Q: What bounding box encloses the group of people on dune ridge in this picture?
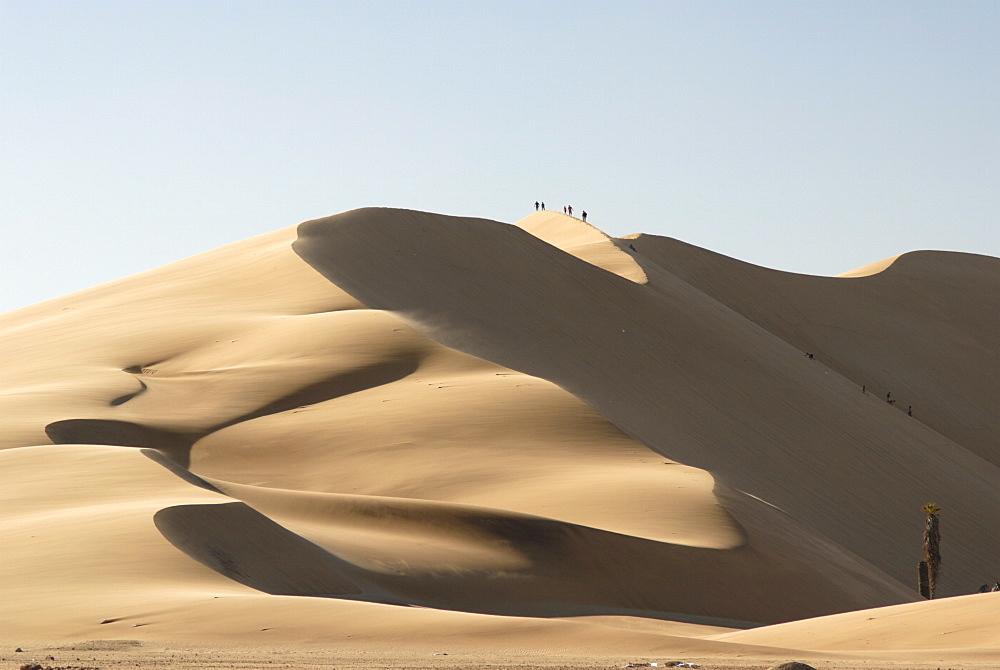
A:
[535,200,587,222]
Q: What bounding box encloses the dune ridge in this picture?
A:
[516,210,648,283]
[1,207,997,666]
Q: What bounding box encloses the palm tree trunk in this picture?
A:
[918,560,930,599]
[923,512,941,598]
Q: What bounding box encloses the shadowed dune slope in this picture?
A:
[294,208,999,597]
[621,234,1000,467]
[0,207,997,661]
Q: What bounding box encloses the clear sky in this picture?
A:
[2,1,998,313]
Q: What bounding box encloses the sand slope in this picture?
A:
[718,591,1000,652]
[1,207,997,664]
[622,234,999,467]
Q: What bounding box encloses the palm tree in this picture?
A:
[920,503,942,599]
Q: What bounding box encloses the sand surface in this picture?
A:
[1,208,997,668]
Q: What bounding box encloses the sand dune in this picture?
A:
[718,591,1000,652]
[1,207,997,667]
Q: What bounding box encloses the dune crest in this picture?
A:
[516,210,648,283]
[837,254,902,277]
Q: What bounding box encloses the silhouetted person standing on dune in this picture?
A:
[535,201,539,211]
[582,211,587,222]
[540,202,545,210]
[568,205,573,216]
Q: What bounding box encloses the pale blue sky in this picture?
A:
[2,1,998,312]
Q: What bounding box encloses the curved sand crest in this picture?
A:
[516,210,648,283]
[182,311,741,549]
[837,254,902,277]
[25,302,739,549]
